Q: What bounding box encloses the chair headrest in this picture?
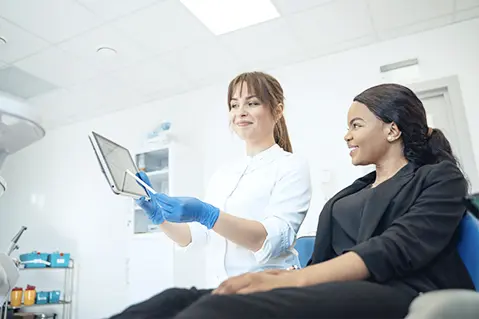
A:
[463,194,479,219]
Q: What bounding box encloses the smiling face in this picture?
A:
[229,82,277,144]
[344,101,394,166]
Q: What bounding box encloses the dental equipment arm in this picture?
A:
[0,92,43,307]
[6,226,27,256]
[0,226,28,306]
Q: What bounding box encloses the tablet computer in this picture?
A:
[89,131,148,199]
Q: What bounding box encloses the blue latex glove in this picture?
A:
[152,193,220,229]
[135,171,164,225]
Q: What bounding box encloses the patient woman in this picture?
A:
[111,83,474,318]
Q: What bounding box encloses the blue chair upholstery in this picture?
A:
[293,210,479,288]
[457,212,479,291]
[294,235,315,268]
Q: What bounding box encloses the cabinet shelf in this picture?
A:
[8,300,71,310]
[19,266,73,271]
[133,230,163,238]
[19,259,74,271]
[146,169,169,179]
[2,259,75,318]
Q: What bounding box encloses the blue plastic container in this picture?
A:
[35,291,49,304]
[19,251,49,268]
[48,252,70,268]
[48,290,61,303]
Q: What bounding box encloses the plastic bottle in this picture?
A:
[24,285,36,306]
[10,287,23,307]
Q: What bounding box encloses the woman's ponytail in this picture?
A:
[425,128,457,165]
[274,116,293,153]
[353,83,460,167]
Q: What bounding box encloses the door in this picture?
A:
[412,76,479,191]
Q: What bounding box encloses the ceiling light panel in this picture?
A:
[180,0,281,35]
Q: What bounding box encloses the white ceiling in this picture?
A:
[0,0,478,129]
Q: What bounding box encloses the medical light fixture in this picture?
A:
[180,0,280,35]
[0,92,45,192]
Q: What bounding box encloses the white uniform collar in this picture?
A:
[245,144,283,164]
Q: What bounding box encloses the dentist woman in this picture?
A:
[135,71,312,289]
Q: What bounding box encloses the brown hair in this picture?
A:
[227,71,293,153]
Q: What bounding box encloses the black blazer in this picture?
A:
[309,160,475,293]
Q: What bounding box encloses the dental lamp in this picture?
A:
[0,91,45,171]
[0,91,45,309]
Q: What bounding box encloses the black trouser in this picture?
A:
[109,281,418,319]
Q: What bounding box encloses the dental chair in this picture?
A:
[406,194,479,319]
[295,197,479,284]
[294,198,479,319]
[294,235,315,268]
[457,211,479,291]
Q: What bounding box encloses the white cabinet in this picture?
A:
[125,140,204,304]
[126,232,174,305]
[130,141,204,234]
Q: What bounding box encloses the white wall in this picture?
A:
[1,18,478,318]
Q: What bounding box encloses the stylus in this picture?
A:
[125,169,157,195]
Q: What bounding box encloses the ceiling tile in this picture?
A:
[0,17,50,63]
[63,74,147,115]
[287,0,374,54]
[77,0,161,21]
[377,15,453,40]
[66,73,138,105]
[310,34,377,59]
[0,0,102,43]
[369,0,455,31]
[454,5,479,21]
[30,76,147,128]
[114,52,195,98]
[174,39,243,87]
[219,18,307,71]
[272,0,334,15]
[455,0,479,11]
[59,24,155,72]
[14,46,101,87]
[28,88,70,110]
[28,88,78,129]
[112,0,215,55]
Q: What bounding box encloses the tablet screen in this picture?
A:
[93,132,147,198]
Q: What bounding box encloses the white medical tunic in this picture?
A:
[180,144,312,288]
